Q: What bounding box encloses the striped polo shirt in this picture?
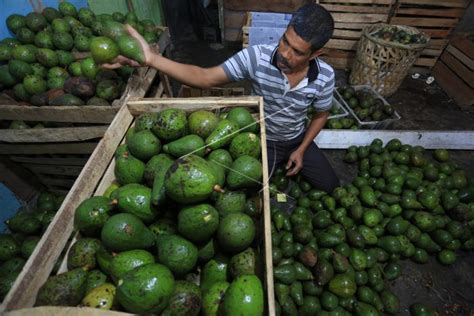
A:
[221,44,335,141]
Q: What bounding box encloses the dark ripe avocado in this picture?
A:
[67,238,102,271]
[35,268,88,306]
[116,263,175,314]
[162,281,202,316]
[0,234,21,261]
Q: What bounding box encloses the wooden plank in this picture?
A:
[23,165,84,177]
[331,12,389,23]
[0,158,39,202]
[5,306,133,316]
[396,7,466,18]
[0,106,119,123]
[224,10,247,29]
[333,29,362,39]
[334,22,371,30]
[0,104,134,313]
[325,38,358,50]
[420,48,443,57]
[390,17,459,27]
[427,38,449,49]
[224,28,242,42]
[413,57,438,67]
[450,36,474,60]
[433,61,474,108]
[322,56,355,69]
[420,28,451,38]
[320,0,393,4]
[440,51,474,88]
[398,0,469,8]
[224,0,309,12]
[10,156,89,166]
[322,4,390,14]
[0,143,98,155]
[315,130,474,149]
[446,45,474,70]
[0,126,108,143]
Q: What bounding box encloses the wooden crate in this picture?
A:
[389,0,471,68]
[0,96,275,316]
[178,84,247,97]
[0,29,171,194]
[433,34,474,109]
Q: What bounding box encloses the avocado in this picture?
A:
[9,60,33,80]
[5,212,41,235]
[198,239,217,263]
[0,65,18,87]
[144,153,174,186]
[202,281,229,316]
[23,75,47,95]
[229,132,261,159]
[226,107,259,133]
[162,280,202,316]
[42,7,61,22]
[81,57,99,80]
[96,79,120,101]
[0,234,20,261]
[49,93,86,106]
[36,48,59,68]
[6,14,26,34]
[328,273,357,298]
[226,155,263,190]
[116,263,175,314]
[101,213,155,252]
[217,213,255,253]
[0,257,26,277]
[114,183,158,223]
[177,203,219,243]
[78,7,95,27]
[200,254,229,294]
[89,36,120,64]
[223,275,264,316]
[52,31,74,50]
[163,134,206,157]
[149,218,177,239]
[117,35,145,64]
[207,149,233,174]
[152,108,188,141]
[36,268,88,306]
[0,271,20,301]
[81,283,116,310]
[95,247,115,275]
[114,150,145,185]
[187,110,219,139]
[25,12,47,32]
[67,238,102,270]
[101,20,126,40]
[165,155,219,204]
[156,234,198,276]
[20,236,40,259]
[110,249,155,282]
[205,119,239,150]
[214,191,246,217]
[59,2,78,17]
[84,269,108,294]
[0,44,13,62]
[51,18,71,33]
[74,196,113,237]
[229,247,260,279]
[16,28,35,44]
[135,112,159,132]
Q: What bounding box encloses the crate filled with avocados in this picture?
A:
[268,138,474,315]
[336,85,401,129]
[0,1,166,128]
[0,191,65,302]
[21,98,272,315]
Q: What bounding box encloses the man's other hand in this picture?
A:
[101,24,154,69]
[286,150,304,176]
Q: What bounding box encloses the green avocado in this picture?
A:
[207,149,233,174]
[117,35,145,64]
[163,134,206,157]
[162,281,202,316]
[202,281,229,316]
[67,238,102,271]
[84,269,108,294]
[226,107,258,133]
[223,275,264,316]
[114,150,145,185]
[229,247,260,279]
[177,203,219,243]
[156,234,198,276]
[114,183,158,223]
[74,196,113,237]
[188,110,219,138]
[152,108,188,141]
[165,155,219,204]
[36,268,88,306]
[144,153,174,186]
[217,213,255,253]
[205,119,239,150]
[116,263,175,314]
[101,213,155,252]
[226,155,262,190]
[135,112,159,132]
[81,283,116,310]
[214,190,246,217]
[200,254,229,294]
[127,130,161,162]
[0,234,20,261]
[229,132,261,159]
[110,249,155,282]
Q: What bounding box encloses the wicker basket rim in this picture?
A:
[363,23,430,51]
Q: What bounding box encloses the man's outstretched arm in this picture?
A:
[103,25,230,89]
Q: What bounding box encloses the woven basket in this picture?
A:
[349,23,430,97]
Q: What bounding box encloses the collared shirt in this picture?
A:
[221,44,335,141]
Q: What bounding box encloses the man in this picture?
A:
[105,3,340,193]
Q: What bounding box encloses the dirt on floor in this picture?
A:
[168,39,474,316]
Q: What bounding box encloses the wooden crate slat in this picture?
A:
[427,38,449,49]
[398,0,470,8]
[4,306,134,316]
[390,17,459,28]
[333,29,362,39]
[419,28,451,38]
[420,48,443,57]
[0,142,98,155]
[0,104,135,312]
[446,44,474,70]
[334,22,371,30]
[319,0,394,4]
[321,3,391,14]
[395,7,466,18]
[23,164,84,176]
[331,12,389,23]
[9,156,89,166]
[440,50,474,88]
[433,60,474,108]
[0,126,108,143]
[413,57,438,67]
[325,38,358,50]
[450,36,474,60]
[0,106,119,123]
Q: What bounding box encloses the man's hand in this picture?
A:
[286,149,304,176]
[102,24,154,69]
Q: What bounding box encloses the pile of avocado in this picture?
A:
[338,86,396,124]
[0,1,162,109]
[0,191,64,301]
[269,138,473,315]
[307,104,357,130]
[35,107,266,315]
[372,26,428,45]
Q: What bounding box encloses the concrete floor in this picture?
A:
[168,39,474,315]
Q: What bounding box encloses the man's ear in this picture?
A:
[310,49,323,59]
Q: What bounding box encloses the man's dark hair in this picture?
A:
[289,3,334,52]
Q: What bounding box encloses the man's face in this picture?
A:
[276,26,319,73]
